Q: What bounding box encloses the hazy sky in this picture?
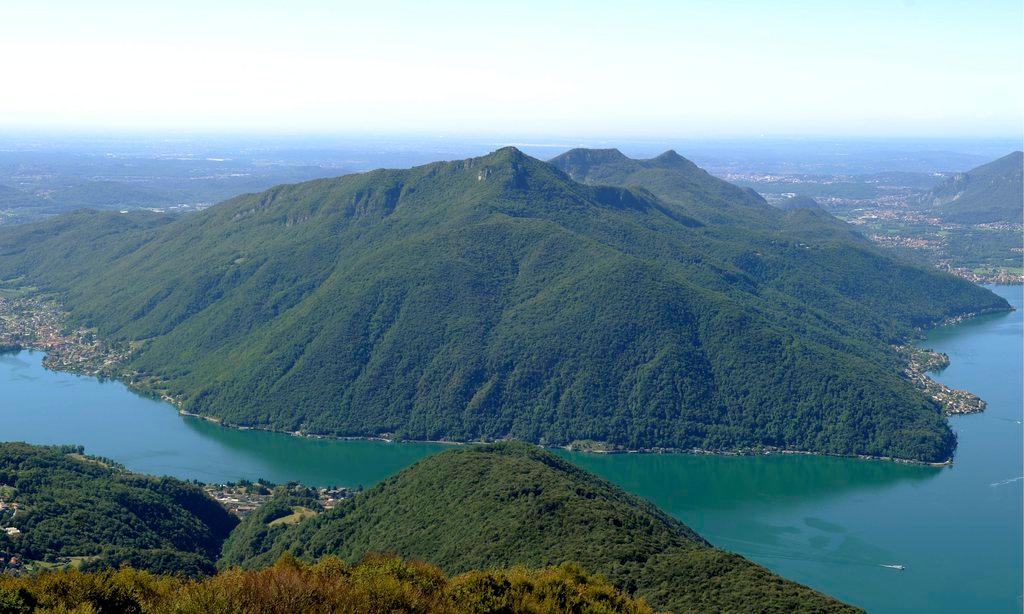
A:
[3,0,1022,137]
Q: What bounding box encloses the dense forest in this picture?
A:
[220,443,858,613]
[0,443,237,576]
[0,148,1008,461]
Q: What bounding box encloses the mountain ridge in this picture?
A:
[0,147,1009,462]
[917,151,1023,223]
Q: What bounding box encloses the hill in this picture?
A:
[0,148,1009,462]
[0,443,237,576]
[219,443,858,613]
[917,151,1023,224]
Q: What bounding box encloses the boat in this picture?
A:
[880,564,905,570]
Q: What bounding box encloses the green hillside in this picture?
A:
[918,151,1023,224]
[0,148,1009,461]
[220,443,859,613]
[0,443,237,576]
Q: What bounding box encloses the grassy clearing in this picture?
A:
[267,506,317,527]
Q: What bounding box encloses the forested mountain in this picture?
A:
[220,443,859,613]
[917,151,1023,223]
[0,148,1008,461]
[0,443,237,576]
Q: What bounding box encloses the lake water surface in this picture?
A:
[2,285,1020,612]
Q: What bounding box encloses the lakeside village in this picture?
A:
[896,345,985,415]
[0,296,130,377]
[202,481,352,517]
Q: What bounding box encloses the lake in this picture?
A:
[1,285,1020,612]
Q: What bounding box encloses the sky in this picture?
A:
[2,0,1022,138]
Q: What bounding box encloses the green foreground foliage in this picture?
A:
[0,554,657,614]
[220,443,860,613]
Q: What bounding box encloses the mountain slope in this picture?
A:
[549,147,960,317]
[777,195,825,212]
[550,148,774,226]
[0,148,1009,461]
[0,443,237,576]
[917,151,1023,223]
[219,443,859,613]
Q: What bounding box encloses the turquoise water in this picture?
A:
[0,353,448,487]
[1,285,1020,612]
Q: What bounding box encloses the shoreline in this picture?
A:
[1,345,953,467]
[917,304,1016,332]
[178,411,956,466]
[0,346,958,468]
[4,293,1012,469]
[154,395,957,467]
[554,441,952,466]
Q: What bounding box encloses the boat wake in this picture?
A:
[990,476,1024,487]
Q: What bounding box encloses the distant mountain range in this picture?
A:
[220,442,859,613]
[918,151,1022,224]
[0,148,1008,462]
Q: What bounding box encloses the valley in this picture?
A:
[729,151,1024,284]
